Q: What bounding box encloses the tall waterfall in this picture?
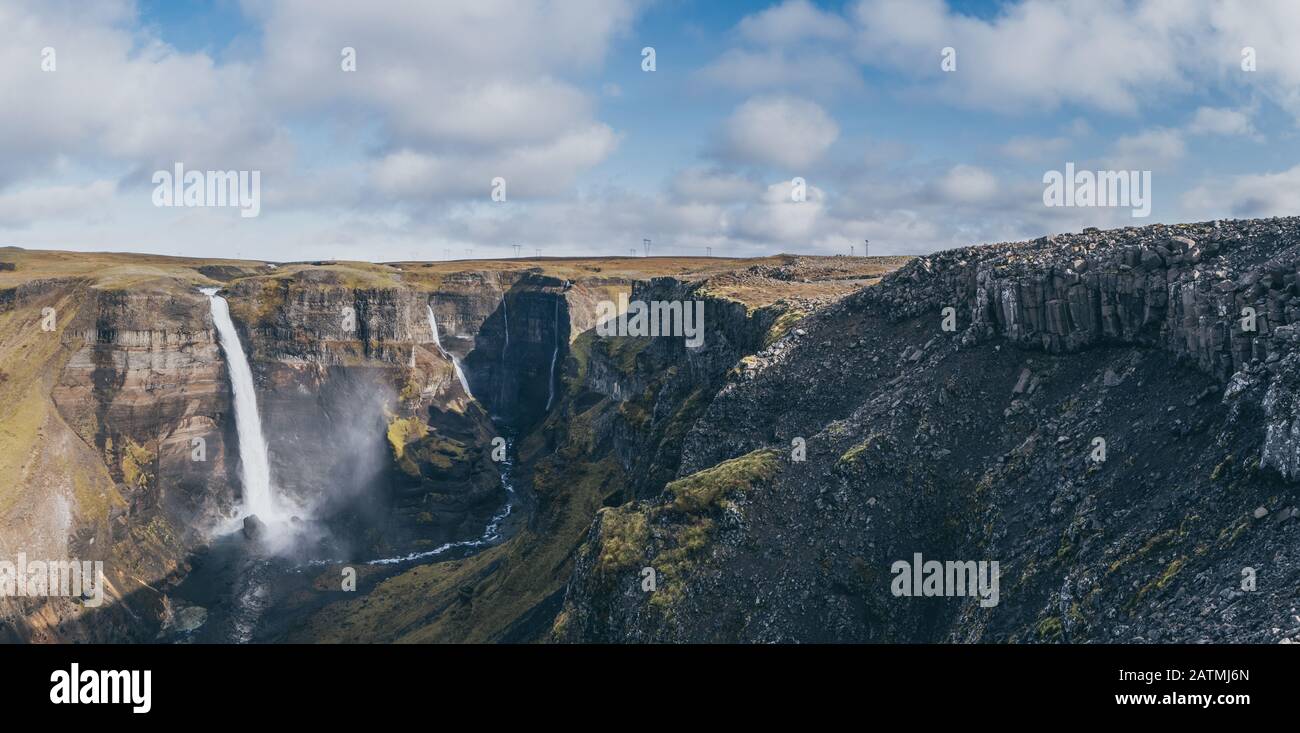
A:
[203,288,281,522]
[501,296,510,361]
[427,304,474,399]
[545,298,559,410]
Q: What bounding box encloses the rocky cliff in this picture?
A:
[3,248,894,642]
[1,272,230,641]
[281,256,900,642]
[556,219,1300,643]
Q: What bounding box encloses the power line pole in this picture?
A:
[864,238,870,257]
[512,244,521,258]
[643,238,650,257]
[706,246,712,257]
[535,248,541,258]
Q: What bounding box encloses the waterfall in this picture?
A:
[545,298,559,410]
[203,288,281,523]
[426,304,474,399]
[501,296,510,361]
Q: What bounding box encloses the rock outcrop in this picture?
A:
[557,218,1300,644]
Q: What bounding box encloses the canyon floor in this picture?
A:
[4,219,1300,643]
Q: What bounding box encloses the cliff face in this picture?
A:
[557,219,1300,643]
[5,249,894,643]
[1,277,225,641]
[281,258,898,642]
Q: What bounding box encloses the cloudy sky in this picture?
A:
[2,0,1300,262]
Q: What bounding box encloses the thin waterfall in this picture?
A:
[545,298,559,410]
[501,296,510,361]
[427,304,474,399]
[203,288,281,522]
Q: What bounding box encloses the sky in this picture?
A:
[2,0,1300,262]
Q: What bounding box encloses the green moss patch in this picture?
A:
[763,306,807,347]
[668,448,782,513]
[120,439,156,489]
[386,416,467,477]
[595,507,650,574]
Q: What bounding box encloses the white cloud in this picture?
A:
[669,168,764,204]
[1000,135,1070,162]
[736,0,853,46]
[733,181,828,243]
[847,0,1300,120]
[0,180,117,227]
[696,48,863,97]
[1187,106,1257,138]
[370,124,619,200]
[1,0,1290,264]
[850,0,1188,113]
[248,0,639,203]
[1182,164,1300,218]
[1105,128,1185,169]
[933,164,999,204]
[718,96,839,170]
[0,0,289,185]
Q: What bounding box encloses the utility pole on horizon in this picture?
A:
[512,244,521,258]
[643,238,650,257]
[864,239,869,257]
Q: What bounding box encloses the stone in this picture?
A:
[1013,368,1032,394]
[242,514,265,540]
[1103,368,1122,387]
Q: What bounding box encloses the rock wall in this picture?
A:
[1,280,219,641]
[863,219,1300,481]
[556,217,1300,644]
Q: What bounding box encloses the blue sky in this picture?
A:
[3,0,1300,261]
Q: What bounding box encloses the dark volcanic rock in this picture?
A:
[242,515,265,540]
[557,217,1300,644]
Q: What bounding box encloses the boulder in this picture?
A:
[242,514,265,540]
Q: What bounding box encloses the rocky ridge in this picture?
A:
[559,218,1300,643]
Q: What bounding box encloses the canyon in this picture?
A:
[4,218,1300,644]
[0,248,894,641]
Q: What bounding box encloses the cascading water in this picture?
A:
[427,304,474,399]
[545,298,559,410]
[203,288,283,523]
[501,296,510,361]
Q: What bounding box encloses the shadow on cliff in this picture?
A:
[463,275,571,430]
